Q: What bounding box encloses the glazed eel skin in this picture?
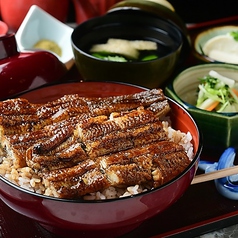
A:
[0,89,191,199]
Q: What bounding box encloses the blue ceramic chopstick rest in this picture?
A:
[199,147,238,200]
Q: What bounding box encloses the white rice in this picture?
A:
[0,123,194,200]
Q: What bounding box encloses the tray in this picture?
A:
[1,149,238,238]
[2,18,238,235]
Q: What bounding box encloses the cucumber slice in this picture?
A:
[90,39,158,60]
[91,53,128,62]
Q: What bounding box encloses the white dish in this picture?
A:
[16,5,74,70]
[194,25,238,64]
[203,34,238,64]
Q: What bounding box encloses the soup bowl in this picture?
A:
[71,7,187,89]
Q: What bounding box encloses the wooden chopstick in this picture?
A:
[191,165,238,185]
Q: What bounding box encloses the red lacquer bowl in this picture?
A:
[0,34,67,100]
[0,82,202,238]
[0,20,8,36]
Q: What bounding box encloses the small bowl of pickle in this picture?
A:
[15,5,74,70]
[165,63,238,151]
[193,25,238,65]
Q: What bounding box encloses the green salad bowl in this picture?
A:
[165,63,238,151]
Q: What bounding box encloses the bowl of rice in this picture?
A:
[0,82,202,238]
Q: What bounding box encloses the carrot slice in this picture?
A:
[231,88,238,96]
[205,100,220,111]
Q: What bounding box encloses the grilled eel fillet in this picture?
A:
[0,89,168,136]
[31,109,189,199]
[0,89,191,199]
[43,141,189,199]
[0,89,170,168]
[26,107,168,171]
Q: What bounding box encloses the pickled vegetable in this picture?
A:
[196,70,238,113]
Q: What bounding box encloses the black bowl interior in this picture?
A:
[71,10,183,60]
